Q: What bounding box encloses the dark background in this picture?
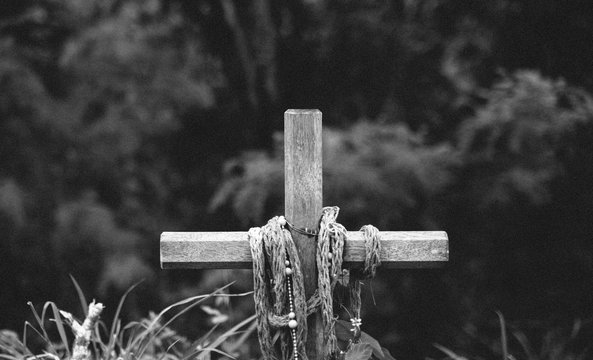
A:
[1,0,593,358]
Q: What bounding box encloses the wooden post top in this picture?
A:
[285,109,321,113]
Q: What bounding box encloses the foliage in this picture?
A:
[0,281,256,360]
[457,70,593,209]
[0,0,226,330]
[447,71,593,328]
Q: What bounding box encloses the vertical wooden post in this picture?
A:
[284,109,323,358]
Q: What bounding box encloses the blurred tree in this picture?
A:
[0,34,59,328]
[0,0,226,327]
[446,70,593,337]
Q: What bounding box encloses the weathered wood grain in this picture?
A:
[160,230,449,269]
[284,109,322,293]
[284,109,324,357]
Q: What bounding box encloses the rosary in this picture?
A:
[248,206,381,360]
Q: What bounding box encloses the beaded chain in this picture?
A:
[285,256,299,359]
[280,215,300,359]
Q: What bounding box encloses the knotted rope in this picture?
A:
[249,217,307,360]
[248,208,381,360]
[316,206,346,356]
[348,225,381,322]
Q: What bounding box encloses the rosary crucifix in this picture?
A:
[161,109,449,358]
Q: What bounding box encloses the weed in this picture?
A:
[0,278,255,360]
[434,312,591,360]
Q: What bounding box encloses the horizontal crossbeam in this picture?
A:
[160,231,448,269]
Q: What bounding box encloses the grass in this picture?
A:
[0,278,256,360]
[1,278,591,360]
[433,312,591,360]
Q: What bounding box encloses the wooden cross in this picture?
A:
[160,109,449,358]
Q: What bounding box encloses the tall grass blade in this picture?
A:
[128,293,214,355]
[196,347,235,359]
[226,320,257,354]
[165,338,184,354]
[69,275,88,317]
[135,284,235,358]
[512,329,536,360]
[48,303,71,359]
[26,303,48,340]
[97,321,110,345]
[185,323,220,357]
[26,302,57,355]
[32,352,60,360]
[124,319,146,353]
[134,283,246,358]
[91,324,100,360]
[195,314,256,360]
[23,321,49,353]
[157,349,182,360]
[496,311,509,360]
[434,343,468,360]
[40,302,64,356]
[106,281,143,357]
[109,321,121,355]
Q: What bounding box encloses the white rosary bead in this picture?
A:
[285,267,293,275]
[278,216,287,226]
[288,319,298,328]
[288,311,296,319]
